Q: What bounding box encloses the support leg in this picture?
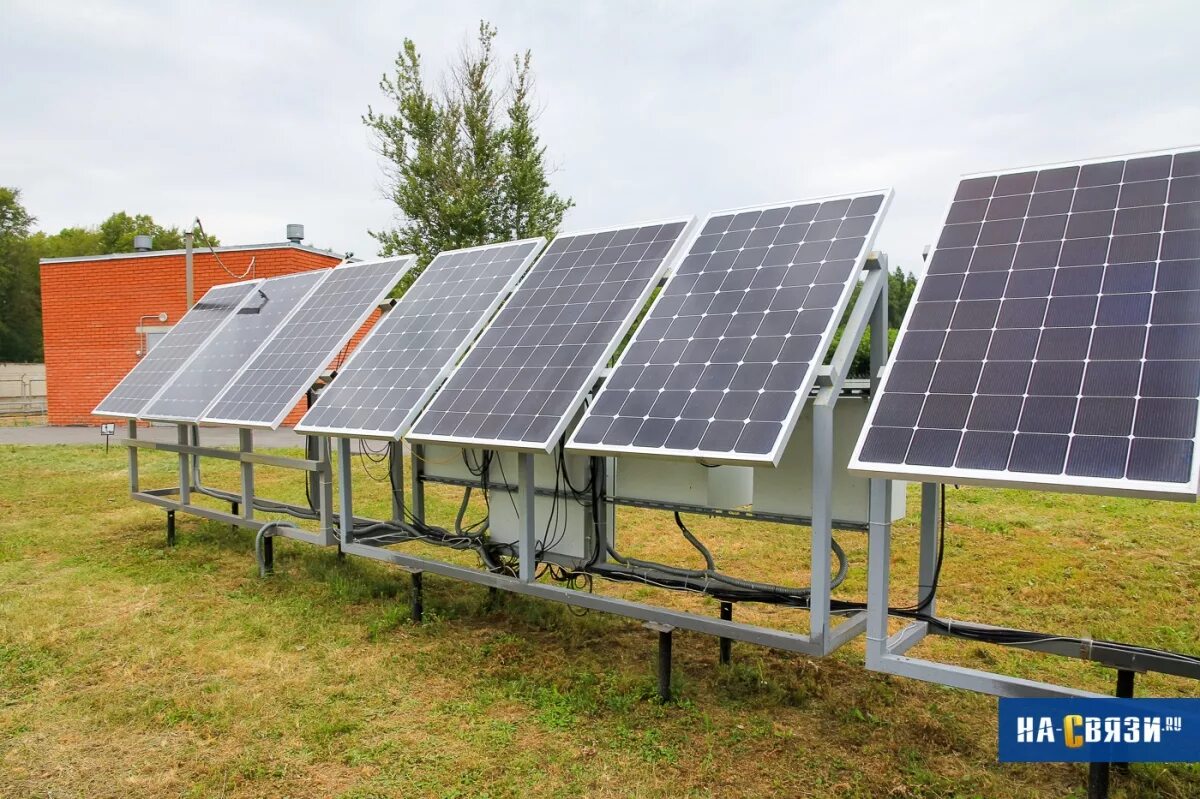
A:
[919,483,941,613]
[1114,669,1135,774]
[390,442,405,523]
[645,622,674,703]
[176,424,191,507]
[658,628,674,703]
[517,452,536,583]
[865,478,894,669]
[166,510,176,547]
[337,437,353,556]
[239,428,255,522]
[411,571,424,624]
[1087,762,1110,799]
[262,534,274,573]
[410,444,426,526]
[719,602,733,666]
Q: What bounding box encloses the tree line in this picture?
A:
[0,189,217,362]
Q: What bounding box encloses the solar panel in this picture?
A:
[850,146,1200,500]
[93,279,262,418]
[567,191,892,465]
[407,218,695,453]
[140,270,329,423]
[202,256,415,429]
[295,239,546,439]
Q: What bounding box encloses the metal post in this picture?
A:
[166,510,176,547]
[337,437,354,548]
[411,571,424,624]
[719,602,733,665]
[865,477,893,669]
[1088,763,1110,799]
[127,419,139,493]
[239,428,254,523]
[317,437,335,545]
[176,424,191,506]
[1114,669,1135,774]
[184,228,194,309]
[390,442,406,522]
[305,435,320,511]
[517,452,537,582]
[653,624,674,703]
[410,443,426,525]
[809,398,834,649]
[919,484,940,613]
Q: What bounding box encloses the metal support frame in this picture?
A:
[122,423,338,549]
[866,479,1200,695]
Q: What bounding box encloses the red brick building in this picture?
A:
[40,234,364,426]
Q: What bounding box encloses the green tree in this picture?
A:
[26,212,218,258]
[3,203,221,362]
[365,21,573,292]
[0,187,41,362]
[887,265,917,328]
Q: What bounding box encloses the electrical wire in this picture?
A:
[193,217,255,281]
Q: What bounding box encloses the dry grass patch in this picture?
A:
[0,442,1197,797]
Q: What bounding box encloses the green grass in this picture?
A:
[0,441,1197,798]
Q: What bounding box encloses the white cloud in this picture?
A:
[1,0,1197,270]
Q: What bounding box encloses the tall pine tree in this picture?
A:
[365,21,572,292]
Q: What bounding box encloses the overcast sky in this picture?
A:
[2,1,1198,272]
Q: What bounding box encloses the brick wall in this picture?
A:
[40,245,362,427]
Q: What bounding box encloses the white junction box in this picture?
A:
[752,396,907,525]
[611,456,753,509]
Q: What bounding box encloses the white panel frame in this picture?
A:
[139,270,333,424]
[201,255,416,431]
[848,145,1200,501]
[294,238,547,440]
[93,277,264,419]
[406,217,698,454]
[565,189,893,467]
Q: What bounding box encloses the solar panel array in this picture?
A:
[94,280,262,418]
[139,270,329,423]
[408,219,693,452]
[851,147,1200,499]
[568,192,891,465]
[296,239,545,439]
[203,257,414,429]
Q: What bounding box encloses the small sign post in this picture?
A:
[100,422,115,454]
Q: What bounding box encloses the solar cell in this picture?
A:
[295,239,546,439]
[407,219,694,452]
[140,270,329,423]
[567,191,891,465]
[202,256,414,429]
[93,279,262,418]
[850,146,1200,500]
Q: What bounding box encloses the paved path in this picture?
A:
[0,424,312,449]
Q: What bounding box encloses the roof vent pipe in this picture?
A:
[286,223,304,244]
[133,235,153,252]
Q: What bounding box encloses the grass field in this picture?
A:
[1,442,1197,798]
